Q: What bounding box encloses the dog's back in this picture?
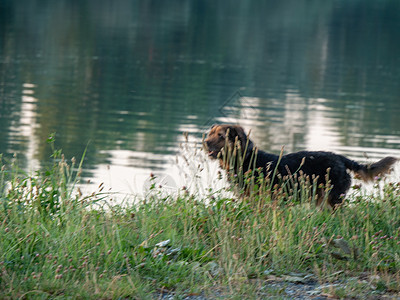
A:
[240,149,396,207]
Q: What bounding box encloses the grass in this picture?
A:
[0,139,400,299]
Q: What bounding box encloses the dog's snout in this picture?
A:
[203,138,211,149]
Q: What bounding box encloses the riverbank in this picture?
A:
[1,150,399,299]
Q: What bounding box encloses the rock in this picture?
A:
[331,238,351,255]
[204,261,224,277]
[262,268,274,276]
[166,247,181,258]
[155,239,171,247]
[330,251,349,260]
[282,275,308,283]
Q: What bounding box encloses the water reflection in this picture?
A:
[88,141,227,199]
[0,1,400,197]
[8,83,40,171]
[218,94,400,160]
[306,98,341,152]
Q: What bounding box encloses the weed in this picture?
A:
[0,136,399,298]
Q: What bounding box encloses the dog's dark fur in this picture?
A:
[205,124,397,208]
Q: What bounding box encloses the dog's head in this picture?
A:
[204,124,253,159]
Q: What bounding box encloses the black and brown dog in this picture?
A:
[205,124,397,208]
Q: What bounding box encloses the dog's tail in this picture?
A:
[341,155,397,182]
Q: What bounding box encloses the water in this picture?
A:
[1,1,400,196]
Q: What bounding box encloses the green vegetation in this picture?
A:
[1,142,400,299]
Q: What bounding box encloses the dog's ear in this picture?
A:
[210,124,217,129]
[227,125,253,154]
[227,125,245,142]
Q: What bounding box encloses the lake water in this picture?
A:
[1,1,400,197]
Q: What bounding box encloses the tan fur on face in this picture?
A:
[204,124,254,172]
[204,125,231,158]
[205,125,249,157]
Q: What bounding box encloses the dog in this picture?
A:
[204,124,397,208]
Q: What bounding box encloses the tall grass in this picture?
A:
[0,139,399,298]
